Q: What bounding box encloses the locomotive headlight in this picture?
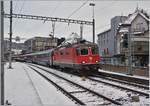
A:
[96,60,99,63]
[82,61,86,64]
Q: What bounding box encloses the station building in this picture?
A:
[24,36,58,53]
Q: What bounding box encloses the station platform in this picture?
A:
[98,69,149,80]
[4,62,75,105]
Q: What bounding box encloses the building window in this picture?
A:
[136,23,143,30]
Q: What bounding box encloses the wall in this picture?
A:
[131,14,149,34]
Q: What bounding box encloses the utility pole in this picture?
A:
[89,3,95,43]
[52,21,55,37]
[93,18,95,43]
[80,24,83,40]
[8,0,12,69]
[128,26,132,75]
[0,1,5,105]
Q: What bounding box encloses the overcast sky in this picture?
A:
[4,0,150,43]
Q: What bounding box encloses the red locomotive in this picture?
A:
[21,39,101,72]
[53,40,100,71]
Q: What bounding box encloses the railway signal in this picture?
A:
[119,23,132,75]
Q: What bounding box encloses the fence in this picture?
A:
[101,64,149,77]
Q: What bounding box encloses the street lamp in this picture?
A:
[89,3,95,43]
[89,3,95,19]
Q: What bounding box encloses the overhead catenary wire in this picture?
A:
[84,24,110,34]
[59,1,117,38]
[67,0,89,19]
[13,1,18,13]
[54,0,88,36]
[13,0,26,32]
[79,1,118,37]
[47,1,62,35]
[50,1,61,17]
[58,0,89,36]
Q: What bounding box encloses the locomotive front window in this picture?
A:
[76,48,80,55]
[76,48,88,55]
[81,48,88,55]
[91,46,99,55]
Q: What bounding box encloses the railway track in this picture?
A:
[88,77,149,97]
[65,71,149,97]
[93,75,149,90]
[51,67,149,97]
[52,67,149,98]
[90,74,149,90]
[28,64,122,105]
[95,71,149,85]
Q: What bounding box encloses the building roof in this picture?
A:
[97,29,111,36]
[124,9,149,24]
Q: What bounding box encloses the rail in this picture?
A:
[28,64,122,105]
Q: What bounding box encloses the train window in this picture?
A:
[76,48,81,55]
[60,52,63,55]
[81,48,88,55]
[76,48,88,55]
[91,46,99,55]
[46,54,49,57]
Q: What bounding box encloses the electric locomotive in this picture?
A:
[53,40,100,72]
[22,39,100,72]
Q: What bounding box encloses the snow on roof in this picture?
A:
[139,12,149,21]
[97,28,111,36]
[124,12,138,24]
[119,27,128,33]
[124,10,149,24]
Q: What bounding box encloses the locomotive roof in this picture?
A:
[55,40,97,50]
[72,41,97,47]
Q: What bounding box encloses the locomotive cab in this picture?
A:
[75,45,100,71]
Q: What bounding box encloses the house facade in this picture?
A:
[116,9,149,66]
[97,8,149,66]
[97,16,127,64]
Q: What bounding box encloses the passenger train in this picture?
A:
[21,40,101,72]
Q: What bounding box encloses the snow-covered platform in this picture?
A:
[98,69,149,81]
[4,62,75,105]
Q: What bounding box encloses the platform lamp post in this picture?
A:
[119,23,132,75]
[89,3,95,43]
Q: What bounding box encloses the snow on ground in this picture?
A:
[98,69,149,80]
[90,77,149,94]
[30,63,149,106]
[4,62,76,105]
